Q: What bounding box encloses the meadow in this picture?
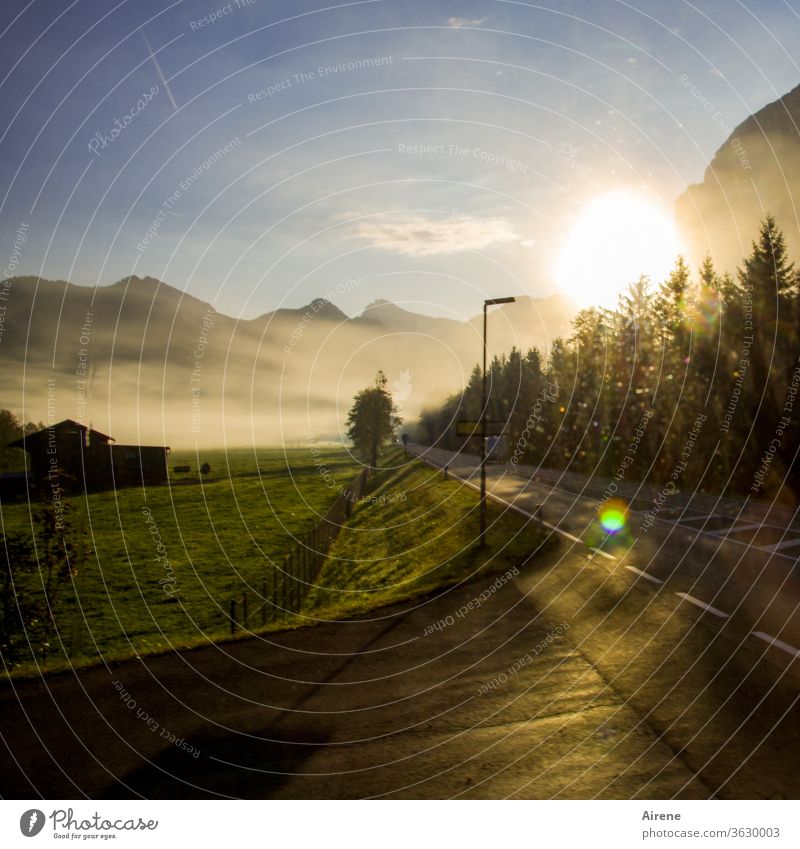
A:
[1,447,361,672]
[1,446,551,677]
[302,448,552,622]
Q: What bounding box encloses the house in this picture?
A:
[7,419,170,492]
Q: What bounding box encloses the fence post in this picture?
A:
[230,599,236,634]
[282,555,288,614]
[269,468,366,626]
[291,554,296,611]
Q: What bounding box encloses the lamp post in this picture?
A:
[480,296,516,547]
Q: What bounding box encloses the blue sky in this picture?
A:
[1,0,799,319]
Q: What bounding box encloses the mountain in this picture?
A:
[0,276,577,446]
[675,82,800,271]
[356,300,465,334]
[256,297,349,328]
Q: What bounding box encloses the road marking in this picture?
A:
[764,537,800,553]
[713,522,765,534]
[751,631,800,658]
[423,455,617,559]
[538,518,582,545]
[677,512,724,523]
[456,472,609,555]
[625,565,663,584]
[675,592,729,619]
[586,545,616,561]
[413,447,800,562]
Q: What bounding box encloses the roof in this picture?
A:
[112,444,171,452]
[7,419,114,449]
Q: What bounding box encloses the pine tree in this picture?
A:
[415,217,800,502]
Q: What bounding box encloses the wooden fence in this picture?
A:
[228,467,369,632]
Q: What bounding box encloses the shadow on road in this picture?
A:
[100,720,332,799]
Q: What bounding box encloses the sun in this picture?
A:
[553,191,683,309]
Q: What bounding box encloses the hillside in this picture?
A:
[676,82,800,271]
[0,275,576,446]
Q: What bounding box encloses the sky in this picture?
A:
[1,0,799,320]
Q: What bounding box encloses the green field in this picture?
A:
[302,448,552,622]
[1,446,551,677]
[1,447,361,672]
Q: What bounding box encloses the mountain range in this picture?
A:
[5,81,800,446]
[0,275,576,446]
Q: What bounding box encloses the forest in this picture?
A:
[416,216,800,501]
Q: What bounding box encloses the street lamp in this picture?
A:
[480,296,516,547]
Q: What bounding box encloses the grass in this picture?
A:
[1,446,553,679]
[1,447,361,674]
[301,447,553,621]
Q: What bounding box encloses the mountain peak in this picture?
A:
[307,297,348,321]
[676,80,800,271]
[110,274,163,289]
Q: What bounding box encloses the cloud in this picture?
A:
[447,17,486,28]
[353,214,519,256]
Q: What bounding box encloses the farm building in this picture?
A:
[7,419,170,492]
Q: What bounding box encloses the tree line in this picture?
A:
[415,216,800,501]
[0,409,42,474]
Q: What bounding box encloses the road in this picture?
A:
[411,443,800,661]
[1,445,799,798]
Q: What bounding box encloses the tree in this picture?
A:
[414,216,800,501]
[0,409,24,473]
[0,498,84,666]
[346,371,402,467]
[735,217,797,488]
[0,532,39,663]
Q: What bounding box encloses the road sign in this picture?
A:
[456,420,507,437]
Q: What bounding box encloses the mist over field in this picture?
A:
[0,275,575,446]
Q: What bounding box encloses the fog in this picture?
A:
[0,275,576,448]
[675,83,800,273]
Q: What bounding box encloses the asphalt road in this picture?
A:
[412,444,800,659]
[1,446,799,799]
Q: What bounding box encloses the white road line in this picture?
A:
[764,537,800,553]
[426,456,618,560]
[539,518,582,545]
[677,513,728,526]
[415,446,800,564]
[713,522,767,534]
[751,631,800,659]
[625,565,663,584]
[586,545,617,562]
[675,592,729,619]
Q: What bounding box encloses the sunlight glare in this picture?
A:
[553,191,683,308]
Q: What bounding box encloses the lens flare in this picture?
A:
[599,499,627,534]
